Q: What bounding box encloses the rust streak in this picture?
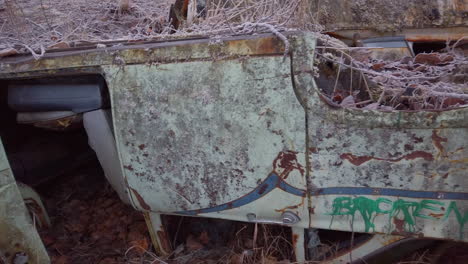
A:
[275,197,305,213]
[292,233,299,248]
[450,158,468,164]
[157,230,172,254]
[429,213,445,219]
[432,130,447,157]
[340,151,434,166]
[130,188,151,210]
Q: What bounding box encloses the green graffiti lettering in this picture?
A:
[328,196,392,232]
[414,200,444,219]
[328,197,466,238]
[444,201,468,239]
[389,199,420,232]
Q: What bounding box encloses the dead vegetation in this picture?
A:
[0,0,318,52]
[314,37,468,111]
[37,164,153,264]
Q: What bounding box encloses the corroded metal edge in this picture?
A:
[0,32,466,129]
[0,33,286,77]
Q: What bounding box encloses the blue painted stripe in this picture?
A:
[175,173,281,215]
[278,180,307,197]
[174,173,468,216]
[311,187,468,200]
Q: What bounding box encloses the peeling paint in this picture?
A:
[273,150,305,179]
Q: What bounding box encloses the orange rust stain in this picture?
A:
[454,0,467,11]
[429,213,445,219]
[292,233,299,247]
[157,230,172,254]
[227,37,283,55]
[407,33,467,43]
[130,188,151,211]
[257,37,284,54]
[380,236,404,246]
[275,197,305,213]
[182,0,189,15]
[432,130,448,158]
[450,158,468,164]
[340,151,434,166]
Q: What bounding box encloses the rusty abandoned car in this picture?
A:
[0,0,467,263]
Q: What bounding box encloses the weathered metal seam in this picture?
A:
[288,33,315,228]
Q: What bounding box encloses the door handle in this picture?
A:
[246,211,301,225]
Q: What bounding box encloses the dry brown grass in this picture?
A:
[314,38,468,111]
[0,0,320,52]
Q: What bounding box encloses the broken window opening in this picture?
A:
[412,42,448,55]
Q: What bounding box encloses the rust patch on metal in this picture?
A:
[391,217,424,238]
[157,230,172,254]
[404,144,414,151]
[130,188,151,210]
[340,151,434,166]
[273,150,304,179]
[413,136,424,143]
[138,144,146,150]
[227,37,284,55]
[393,217,406,233]
[258,184,269,195]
